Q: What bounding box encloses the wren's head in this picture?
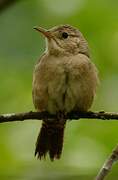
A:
[34,24,90,57]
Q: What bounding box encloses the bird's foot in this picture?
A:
[57,111,66,122]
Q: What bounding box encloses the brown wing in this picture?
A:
[32,54,49,111]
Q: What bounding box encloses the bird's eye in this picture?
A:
[62,32,68,39]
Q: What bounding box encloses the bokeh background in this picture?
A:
[0,0,118,179]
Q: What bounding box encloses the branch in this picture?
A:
[1,110,118,180]
[95,144,118,180]
[0,111,118,123]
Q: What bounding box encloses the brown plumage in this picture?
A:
[32,24,99,161]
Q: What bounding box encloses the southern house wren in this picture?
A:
[32,25,99,161]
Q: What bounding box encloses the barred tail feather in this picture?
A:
[49,124,65,160]
[35,121,49,159]
[35,120,66,161]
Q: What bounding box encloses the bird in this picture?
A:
[32,24,99,161]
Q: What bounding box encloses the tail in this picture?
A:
[35,119,66,161]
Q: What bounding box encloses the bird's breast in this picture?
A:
[33,54,98,114]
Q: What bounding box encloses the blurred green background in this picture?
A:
[0,0,118,179]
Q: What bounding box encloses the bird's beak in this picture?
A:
[33,26,51,39]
